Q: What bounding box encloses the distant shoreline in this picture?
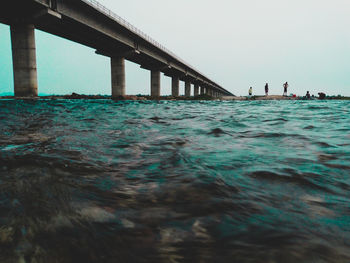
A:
[221,95,350,101]
[0,94,349,101]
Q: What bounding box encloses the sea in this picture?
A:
[0,99,349,263]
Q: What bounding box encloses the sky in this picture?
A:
[1,0,350,96]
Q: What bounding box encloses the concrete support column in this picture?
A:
[172,76,179,97]
[151,70,161,97]
[111,57,125,97]
[194,84,199,96]
[200,86,205,95]
[185,81,191,97]
[11,24,38,97]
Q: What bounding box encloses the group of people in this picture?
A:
[248,82,323,99]
[248,82,289,96]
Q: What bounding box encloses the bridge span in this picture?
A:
[0,0,233,98]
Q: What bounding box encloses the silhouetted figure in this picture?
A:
[283,82,289,96]
[306,91,311,99]
[318,92,326,99]
[249,87,253,96]
[265,83,269,96]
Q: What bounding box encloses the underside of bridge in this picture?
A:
[0,0,233,98]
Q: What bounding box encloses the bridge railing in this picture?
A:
[80,0,218,88]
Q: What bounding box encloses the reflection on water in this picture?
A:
[0,99,350,262]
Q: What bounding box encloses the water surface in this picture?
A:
[0,100,349,262]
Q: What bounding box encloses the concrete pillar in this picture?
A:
[185,81,191,97]
[151,70,161,97]
[111,57,125,97]
[11,24,38,97]
[194,84,199,96]
[200,86,205,95]
[172,76,179,97]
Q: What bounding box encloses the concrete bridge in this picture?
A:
[0,0,233,98]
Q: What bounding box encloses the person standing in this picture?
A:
[265,83,269,96]
[283,82,289,96]
[249,87,253,96]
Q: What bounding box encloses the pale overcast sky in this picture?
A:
[1,0,350,96]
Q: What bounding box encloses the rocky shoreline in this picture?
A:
[0,93,349,101]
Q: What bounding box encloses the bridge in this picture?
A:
[0,0,233,98]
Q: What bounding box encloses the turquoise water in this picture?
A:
[0,99,350,262]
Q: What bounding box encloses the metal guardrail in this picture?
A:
[80,0,223,89]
